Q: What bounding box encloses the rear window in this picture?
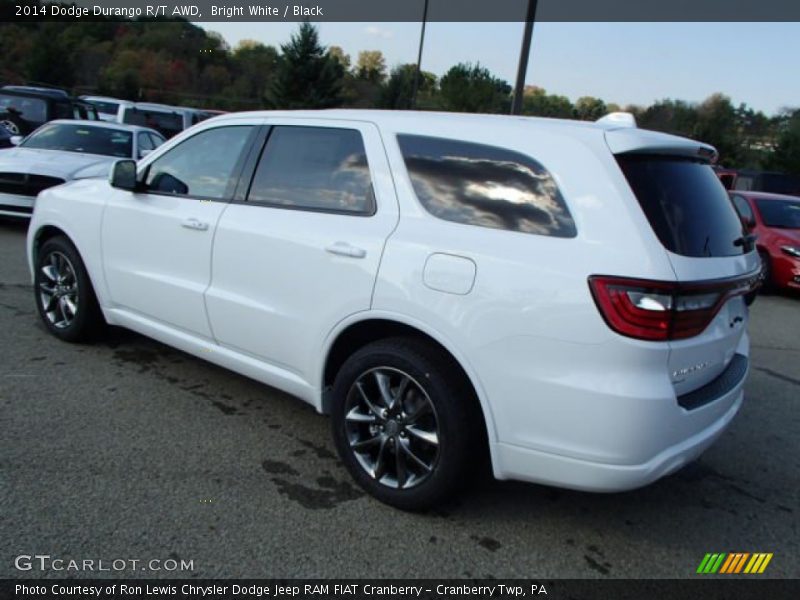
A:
[617,155,745,257]
[88,100,120,116]
[0,93,47,122]
[123,108,183,138]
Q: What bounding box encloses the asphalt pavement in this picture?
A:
[1,218,798,579]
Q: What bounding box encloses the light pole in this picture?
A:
[511,0,538,115]
[410,0,430,109]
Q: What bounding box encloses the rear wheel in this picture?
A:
[331,337,479,510]
[34,236,104,342]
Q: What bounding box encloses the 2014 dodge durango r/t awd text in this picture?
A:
[27,110,761,509]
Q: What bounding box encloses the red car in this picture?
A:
[730,191,800,291]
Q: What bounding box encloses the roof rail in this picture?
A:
[596,112,637,129]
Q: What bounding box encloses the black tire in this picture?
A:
[0,113,30,136]
[331,337,480,510]
[34,236,104,342]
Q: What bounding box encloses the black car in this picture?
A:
[0,86,99,136]
[0,115,13,148]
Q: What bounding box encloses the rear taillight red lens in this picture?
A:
[588,274,760,341]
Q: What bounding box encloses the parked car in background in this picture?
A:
[1,85,70,98]
[0,119,13,149]
[716,166,800,196]
[0,120,164,218]
[26,110,760,509]
[80,95,134,123]
[731,191,800,291]
[120,102,216,138]
[0,87,99,135]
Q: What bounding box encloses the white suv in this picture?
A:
[27,110,760,509]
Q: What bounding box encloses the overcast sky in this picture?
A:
[201,21,798,115]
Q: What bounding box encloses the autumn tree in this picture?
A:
[355,50,387,84]
[328,45,351,70]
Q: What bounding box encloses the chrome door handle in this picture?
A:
[181,218,209,231]
[325,242,367,259]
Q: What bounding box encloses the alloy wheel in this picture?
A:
[344,367,440,490]
[39,251,80,329]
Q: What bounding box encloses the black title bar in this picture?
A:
[3,579,800,600]
[3,0,800,22]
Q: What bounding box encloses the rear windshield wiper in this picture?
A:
[733,234,757,251]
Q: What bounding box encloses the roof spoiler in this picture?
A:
[596,112,637,129]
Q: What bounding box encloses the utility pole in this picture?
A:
[511,0,538,115]
[410,0,430,109]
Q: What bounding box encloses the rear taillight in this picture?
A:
[588,274,760,341]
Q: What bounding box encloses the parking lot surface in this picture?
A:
[1,218,798,579]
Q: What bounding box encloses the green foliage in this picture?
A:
[378,64,436,110]
[439,63,511,114]
[267,22,343,109]
[521,86,573,118]
[769,110,800,175]
[1,10,798,174]
[574,96,607,121]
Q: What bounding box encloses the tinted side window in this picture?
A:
[731,195,754,223]
[0,94,47,121]
[247,126,374,215]
[138,132,155,152]
[397,134,576,237]
[149,133,165,149]
[53,102,72,119]
[124,108,184,138]
[617,155,745,257]
[146,126,253,200]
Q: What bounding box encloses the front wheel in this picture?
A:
[331,337,479,510]
[34,236,104,342]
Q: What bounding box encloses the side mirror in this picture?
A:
[138,148,152,159]
[109,159,139,191]
[741,215,756,230]
[9,136,22,146]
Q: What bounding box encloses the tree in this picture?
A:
[637,98,698,136]
[379,64,436,110]
[268,22,344,109]
[328,45,351,70]
[227,40,280,104]
[574,96,607,121]
[355,50,387,84]
[692,93,742,166]
[768,109,800,175]
[25,25,74,86]
[521,86,573,118]
[438,62,511,114]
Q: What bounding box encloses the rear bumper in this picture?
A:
[494,383,743,492]
[494,359,748,492]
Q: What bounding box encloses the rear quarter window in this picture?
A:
[617,155,746,257]
[397,134,576,237]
